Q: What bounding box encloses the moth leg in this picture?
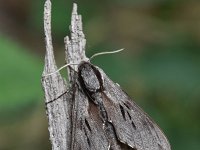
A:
[45,91,68,105]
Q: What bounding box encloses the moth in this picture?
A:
[70,60,171,150]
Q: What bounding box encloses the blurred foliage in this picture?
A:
[0,34,49,149]
[0,35,42,121]
[0,0,200,149]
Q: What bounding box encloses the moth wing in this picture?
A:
[71,84,109,150]
[101,70,171,150]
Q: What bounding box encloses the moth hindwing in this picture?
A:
[71,61,171,150]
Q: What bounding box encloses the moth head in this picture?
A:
[78,61,103,93]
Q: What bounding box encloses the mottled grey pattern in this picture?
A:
[70,62,171,150]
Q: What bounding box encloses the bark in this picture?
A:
[41,1,83,149]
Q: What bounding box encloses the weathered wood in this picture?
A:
[42,0,72,150]
[42,1,87,150]
[42,1,171,150]
[64,3,88,79]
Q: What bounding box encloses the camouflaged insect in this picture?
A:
[70,61,171,150]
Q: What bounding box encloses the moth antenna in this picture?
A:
[43,63,78,77]
[90,48,124,60]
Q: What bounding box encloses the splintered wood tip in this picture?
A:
[72,3,78,14]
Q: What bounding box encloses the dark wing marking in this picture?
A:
[71,83,109,150]
[100,70,171,150]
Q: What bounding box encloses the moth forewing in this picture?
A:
[79,62,170,150]
[100,65,171,150]
[74,61,171,150]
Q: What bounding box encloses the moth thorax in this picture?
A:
[80,64,101,92]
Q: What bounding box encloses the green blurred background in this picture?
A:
[0,0,200,149]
